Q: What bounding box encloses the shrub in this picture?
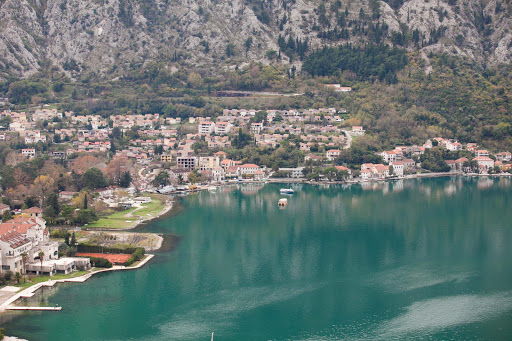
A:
[89,257,112,268]
[125,247,145,266]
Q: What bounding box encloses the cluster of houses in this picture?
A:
[0,207,91,276]
[361,137,512,179]
[2,106,511,191]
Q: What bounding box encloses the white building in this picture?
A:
[214,122,232,135]
[475,150,489,158]
[380,150,403,164]
[496,152,512,162]
[390,161,404,177]
[351,126,365,136]
[21,148,36,158]
[278,167,305,178]
[474,156,494,170]
[237,164,261,176]
[0,231,32,273]
[198,121,215,135]
[212,167,225,182]
[250,123,264,134]
[446,141,462,151]
[326,149,342,161]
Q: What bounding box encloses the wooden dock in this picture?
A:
[6,306,62,311]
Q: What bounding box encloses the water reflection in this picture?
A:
[5,177,512,341]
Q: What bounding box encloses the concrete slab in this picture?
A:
[0,286,20,293]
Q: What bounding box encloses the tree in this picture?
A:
[120,171,132,188]
[70,232,77,246]
[72,155,101,174]
[1,209,12,222]
[389,165,394,176]
[225,43,236,57]
[65,233,70,246]
[82,168,108,189]
[187,72,204,88]
[44,192,60,221]
[188,170,200,184]
[72,191,91,209]
[0,115,12,130]
[15,272,21,284]
[38,250,45,274]
[106,157,132,185]
[111,127,122,139]
[110,140,117,154]
[152,171,169,187]
[21,252,28,282]
[245,37,253,57]
[266,50,277,60]
[32,175,56,209]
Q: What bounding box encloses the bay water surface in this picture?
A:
[4,177,512,340]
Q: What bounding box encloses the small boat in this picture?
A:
[280,188,294,194]
[278,198,288,206]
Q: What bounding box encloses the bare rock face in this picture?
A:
[0,0,511,79]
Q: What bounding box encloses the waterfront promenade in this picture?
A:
[0,254,154,312]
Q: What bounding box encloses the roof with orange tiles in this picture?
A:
[23,207,42,214]
[335,166,350,171]
[0,230,31,249]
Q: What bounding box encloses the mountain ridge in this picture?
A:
[0,0,511,80]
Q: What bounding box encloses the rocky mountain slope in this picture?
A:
[0,0,511,80]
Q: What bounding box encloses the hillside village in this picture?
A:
[0,105,509,232]
[1,106,510,189]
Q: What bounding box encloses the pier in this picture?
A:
[6,306,62,311]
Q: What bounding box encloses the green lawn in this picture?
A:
[86,195,166,229]
[14,271,90,290]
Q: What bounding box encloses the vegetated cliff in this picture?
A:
[0,0,511,80]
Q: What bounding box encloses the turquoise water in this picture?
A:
[4,177,512,340]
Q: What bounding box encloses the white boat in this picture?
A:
[280,188,295,194]
[278,198,288,206]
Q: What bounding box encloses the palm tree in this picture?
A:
[21,252,28,282]
[15,272,22,284]
[38,250,45,276]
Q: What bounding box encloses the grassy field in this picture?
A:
[86,195,167,229]
[14,271,90,290]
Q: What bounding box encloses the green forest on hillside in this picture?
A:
[1,46,512,152]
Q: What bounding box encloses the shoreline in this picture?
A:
[0,254,154,313]
[264,171,510,185]
[83,199,174,232]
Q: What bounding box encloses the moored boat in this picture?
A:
[280,188,295,194]
[278,198,288,206]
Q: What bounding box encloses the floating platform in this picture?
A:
[6,306,62,311]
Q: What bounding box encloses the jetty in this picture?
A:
[6,306,62,311]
